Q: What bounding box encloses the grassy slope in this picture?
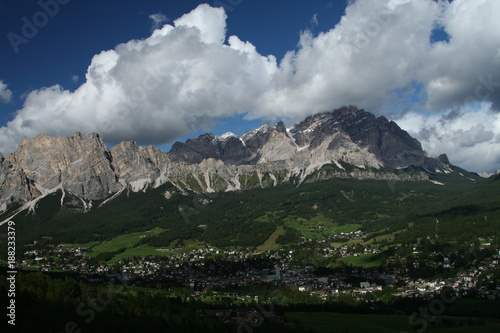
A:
[107,243,206,264]
[87,228,166,257]
[339,253,385,268]
[256,225,287,253]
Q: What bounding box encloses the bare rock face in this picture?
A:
[289,106,438,169]
[0,160,41,211]
[110,141,171,191]
[168,133,251,164]
[438,154,450,165]
[0,107,453,215]
[241,124,297,164]
[1,132,121,206]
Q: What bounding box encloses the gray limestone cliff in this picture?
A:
[0,132,121,212]
[0,107,453,215]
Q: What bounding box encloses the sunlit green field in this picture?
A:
[283,216,361,240]
[339,253,384,268]
[107,243,206,263]
[85,227,166,257]
[256,225,287,252]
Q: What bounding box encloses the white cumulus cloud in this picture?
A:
[0,1,499,173]
[0,4,277,153]
[0,81,12,103]
[310,13,319,26]
[252,0,443,120]
[422,0,500,111]
[396,103,500,173]
[149,12,169,30]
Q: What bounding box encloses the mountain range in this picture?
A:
[0,106,471,220]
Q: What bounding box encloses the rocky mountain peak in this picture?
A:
[0,132,121,213]
[275,121,287,134]
[288,106,435,169]
[438,154,450,164]
[217,132,238,141]
[110,141,171,191]
[1,107,458,216]
[169,131,251,164]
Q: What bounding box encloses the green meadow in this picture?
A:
[86,227,166,258]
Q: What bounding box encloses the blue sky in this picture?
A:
[0,0,345,114]
[0,0,499,172]
[0,0,346,139]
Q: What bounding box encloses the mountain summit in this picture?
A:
[170,106,442,170]
[0,106,462,217]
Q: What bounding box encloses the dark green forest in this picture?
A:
[1,270,499,332]
[1,168,499,253]
[1,172,500,332]
[0,270,307,333]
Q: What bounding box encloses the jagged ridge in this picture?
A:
[1,106,458,218]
